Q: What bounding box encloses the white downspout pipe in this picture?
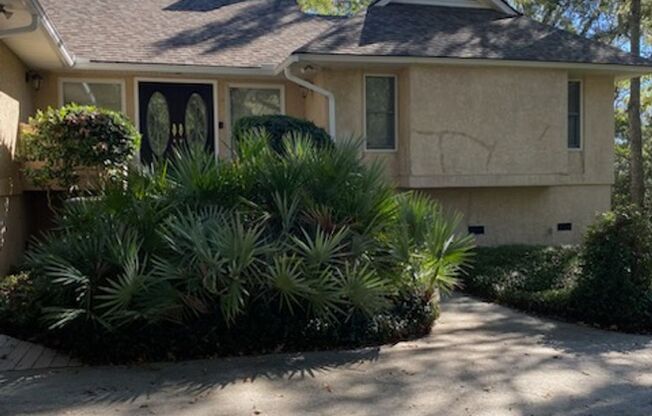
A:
[283,66,336,139]
[0,13,38,38]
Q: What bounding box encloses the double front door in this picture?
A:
[138,82,215,163]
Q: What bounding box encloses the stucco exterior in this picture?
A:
[305,64,615,245]
[0,58,618,268]
[0,41,32,275]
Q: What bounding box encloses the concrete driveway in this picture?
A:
[2,294,652,416]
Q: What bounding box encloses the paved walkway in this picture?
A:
[0,335,80,372]
[2,295,652,415]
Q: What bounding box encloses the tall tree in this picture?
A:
[629,0,645,206]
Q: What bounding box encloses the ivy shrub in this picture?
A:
[232,115,332,153]
[571,207,652,329]
[20,104,140,190]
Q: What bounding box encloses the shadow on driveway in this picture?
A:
[2,294,652,415]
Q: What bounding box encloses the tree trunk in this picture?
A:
[629,0,644,207]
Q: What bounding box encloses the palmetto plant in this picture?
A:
[24,129,474,341]
[390,192,475,297]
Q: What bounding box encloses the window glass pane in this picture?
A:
[568,81,581,149]
[146,92,170,157]
[185,93,208,145]
[62,81,123,112]
[568,81,581,114]
[230,87,282,126]
[365,76,396,150]
[366,112,396,150]
[366,77,394,112]
[568,115,581,149]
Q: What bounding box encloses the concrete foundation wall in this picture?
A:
[0,41,32,275]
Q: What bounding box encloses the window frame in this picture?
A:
[363,74,398,153]
[567,78,583,151]
[227,83,286,131]
[58,77,127,113]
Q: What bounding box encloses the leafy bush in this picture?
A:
[232,115,332,153]
[14,134,473,363]
[571,207,652,328]
[20,104,140,190]
[0,272,42,330]
[462,245,579,316]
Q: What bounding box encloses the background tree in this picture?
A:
[629,0,644,206]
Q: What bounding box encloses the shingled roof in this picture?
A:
[296,4,652,67]
[38,0,340,69]
[37,0,651,70]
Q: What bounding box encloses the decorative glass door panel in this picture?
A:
[138,82,215,163]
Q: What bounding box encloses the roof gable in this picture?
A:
[374,0,518,15]
[295,3,652,69]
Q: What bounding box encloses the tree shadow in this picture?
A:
[0,347,380,415]
[153,0,341,66]
[3,295,652,415]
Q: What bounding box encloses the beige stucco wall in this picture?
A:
[0,41,32,275]
[304,64,615,245]
[26,63,617,246]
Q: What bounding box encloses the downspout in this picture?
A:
[0,13,38,38]
[283,64,336,139]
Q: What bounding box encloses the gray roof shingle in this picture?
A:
[38,0,341,68]
[38,0,651,69]
[296,4,652,67]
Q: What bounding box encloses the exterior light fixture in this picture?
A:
[25,70,43,91]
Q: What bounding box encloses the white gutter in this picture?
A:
[282,63,336,139]
[26,0,75,66]
[0,12,38,38]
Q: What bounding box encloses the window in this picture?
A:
[61,80,124,112]
[229,86,284,127]
[568,80,582,149]
[365,75,397,151]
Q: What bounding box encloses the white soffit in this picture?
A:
[0,0,70,69]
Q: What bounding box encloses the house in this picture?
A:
[1,0,651,274]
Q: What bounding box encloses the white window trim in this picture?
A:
[226,83,286,131]
[58,77,127,113]
[363,74,399,153]
[568,78,583,152]
[134,77,220,159]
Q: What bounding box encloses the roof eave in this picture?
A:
[291,52,652,79]
[73,59,280,76]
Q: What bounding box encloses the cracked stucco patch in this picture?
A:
[413,129,497,175]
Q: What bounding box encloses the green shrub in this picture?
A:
[232,115,332,153]
[572,207,652,328]
[17,133,473,363]
[0,272,42,330]
[461,245,579,316]
[20,104,140,190]
[464,245,580,298]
